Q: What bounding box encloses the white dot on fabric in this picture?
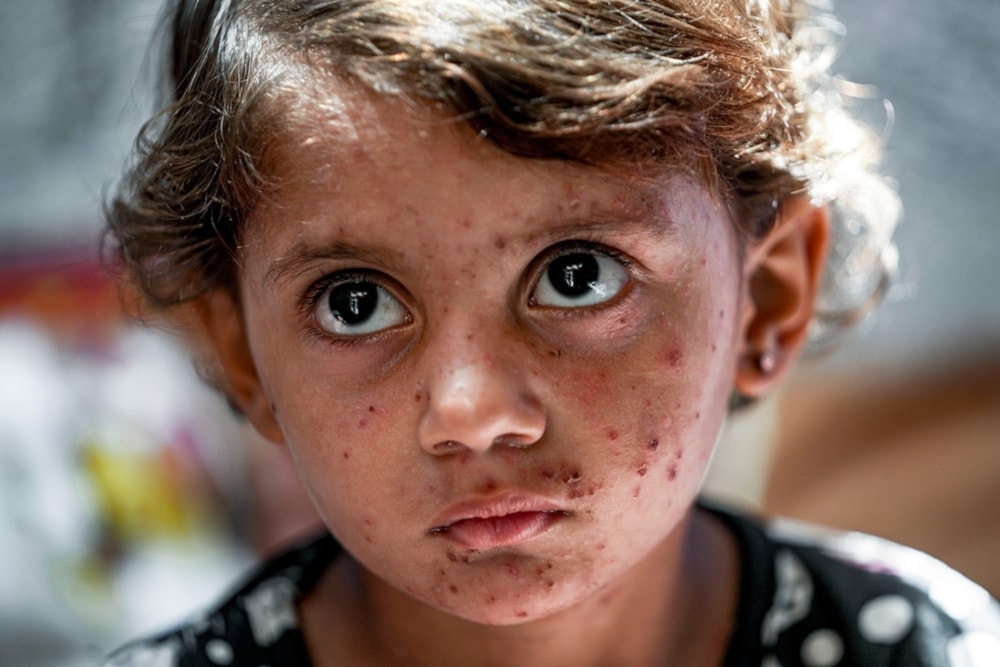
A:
[947,632,1000,667]
[205,639,234,665]
[858,595,915,644]
[801,629,844,666]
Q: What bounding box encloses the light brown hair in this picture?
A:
[108,0,899,348]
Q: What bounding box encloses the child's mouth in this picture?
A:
[430,510,568,549]
[428,493,570,549]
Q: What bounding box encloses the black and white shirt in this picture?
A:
[104,504,1000,666]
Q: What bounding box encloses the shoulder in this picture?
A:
[707,503,1000,667]
[101,532,340,667]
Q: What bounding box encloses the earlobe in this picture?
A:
[181,290,286,444]
[735,195,830,398]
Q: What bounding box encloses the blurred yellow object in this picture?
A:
[80,435,207,545]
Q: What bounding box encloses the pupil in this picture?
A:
[329,282,378,325]
[548,253,599,297]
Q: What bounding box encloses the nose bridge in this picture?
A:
[417,313,545,455]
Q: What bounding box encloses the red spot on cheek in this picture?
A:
[342,451,350,460]
[636,465,648,477]
[368,405,376,412]
[449,585,459,593]
[358,418,368,428]
[667,465,678,480]
[647,438,659,451]
[516,611,528,618]
[606,428,619,441]
[505,563,520,577]
[494,237,507,250]
[662,348,684,369]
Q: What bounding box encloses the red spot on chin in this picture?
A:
[506,564,521,577]
[414,394,422,402]
[342,451,350,460]
[637,465,648,477]
[449,585,459,593]
[607,428,619,441]
[358,418,368,428]
[516,611,528,618]
[494,237,507,250]
[647,438,659,451]
[368,405,376,412]
[667,465,678,480]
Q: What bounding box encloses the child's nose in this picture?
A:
[417,353,546,456]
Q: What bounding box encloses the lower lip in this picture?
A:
[434,511,564,549]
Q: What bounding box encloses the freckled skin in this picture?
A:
[232,92,744,628]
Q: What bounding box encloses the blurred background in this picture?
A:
[1,0,998,665]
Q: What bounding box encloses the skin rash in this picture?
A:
[201,83,778,665]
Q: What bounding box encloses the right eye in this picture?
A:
[313,274,410,337]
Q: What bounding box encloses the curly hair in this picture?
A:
[108,0,899,350]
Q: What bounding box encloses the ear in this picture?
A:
[179,290,286,444]
[735,195,829,398]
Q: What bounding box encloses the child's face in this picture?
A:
[224,88,747,624]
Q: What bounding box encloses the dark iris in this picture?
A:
[547,252,599,297]
[328,281,378,325]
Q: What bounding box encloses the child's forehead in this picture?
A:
[267,74,704,202]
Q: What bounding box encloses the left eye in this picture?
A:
[531,248,630,308]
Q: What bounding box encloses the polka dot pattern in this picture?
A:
[205,639,234,665]
[801,629,844,667]
[858,594,915,644]
[101,507,1000,667]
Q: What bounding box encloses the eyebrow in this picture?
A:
[261,239,409,291]
[522,207,678,247]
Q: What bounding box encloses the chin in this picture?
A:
[428,577,593,627]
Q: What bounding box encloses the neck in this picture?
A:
[303,507,739,667]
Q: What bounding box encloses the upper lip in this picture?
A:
[428,492,567,533]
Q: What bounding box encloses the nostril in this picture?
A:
[432,440,464,454]
[492,433,538,449]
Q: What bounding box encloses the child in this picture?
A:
[105,0,1000,665]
